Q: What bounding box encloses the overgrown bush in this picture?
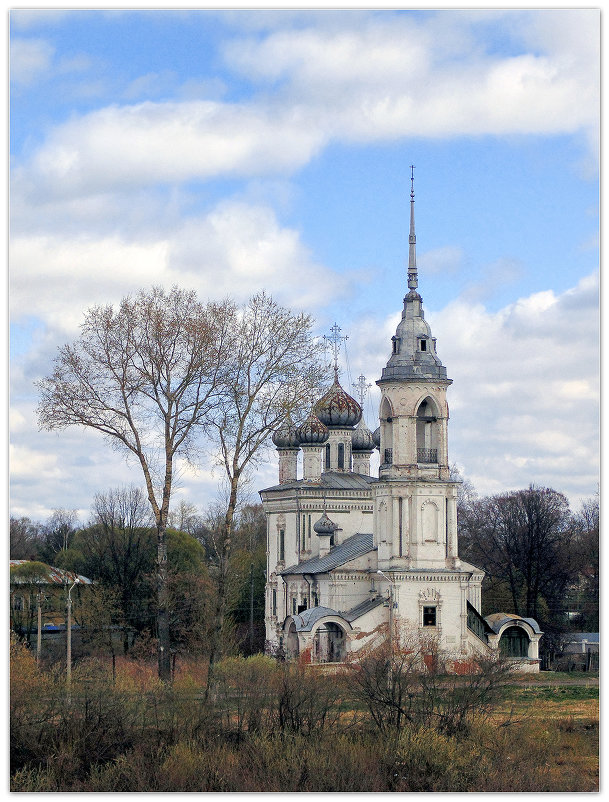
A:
[348,633,512,735]
[10,642,598,792]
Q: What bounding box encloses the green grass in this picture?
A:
[513,686,598,701]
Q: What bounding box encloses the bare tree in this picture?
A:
[40,509,80,562]
[459,485,574,622]
[10,517,44,560]
[569,495,599,630]
[168,499,202,535]
[36,286,233,681]
[207,292,324,674]
[348,631,513,736]
[76,486,156,653]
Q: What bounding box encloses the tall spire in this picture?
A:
[407,164,418,292]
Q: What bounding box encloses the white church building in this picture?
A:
[260,175,542,671]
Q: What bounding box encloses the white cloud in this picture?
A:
[10,38,54,86]
[10,443,63,480]
[10,11,598,202]
[13,100,326,200]
[224,10,598,142]
[418,246,464,276]
[10,199,350,331]
[10,10,72,31]
[433,270,599,504]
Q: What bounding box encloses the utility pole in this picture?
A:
[249,562,255,655]
[36,590,42,665]
[66,578,79,702]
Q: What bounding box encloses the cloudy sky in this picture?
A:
[10,8,599,525]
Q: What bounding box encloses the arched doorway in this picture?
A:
[313,622,346,663]
[286,621,299,659]
[499,626,530,658]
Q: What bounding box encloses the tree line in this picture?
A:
[11,479,598,671]
[10,490,268,665]
[455,474,599,642]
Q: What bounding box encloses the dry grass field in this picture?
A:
[10,643,599,792]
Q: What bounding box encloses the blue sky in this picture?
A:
[9,8,599,523]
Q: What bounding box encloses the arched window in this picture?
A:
[325,443,331,470]
[380,397,393,465]
[337,442,345,470]
[416,397,438,463]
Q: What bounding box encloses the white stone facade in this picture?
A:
[260,189,541,669]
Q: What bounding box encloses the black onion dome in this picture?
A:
[272,420,300,449]
[351,419,375,452]
[296,411,329,445]
[313,511,338,536]
[315,377,362,429]
[372,427,381,449]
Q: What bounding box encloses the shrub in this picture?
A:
[347,633,512,735]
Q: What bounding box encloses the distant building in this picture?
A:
[260,174,542,671]
[10,560,92,645]
[551,632,599,671]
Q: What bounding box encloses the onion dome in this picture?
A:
[313,511,338,536]
[296,410,329,445]
[272,419,300,450]
[351,419,375,452]
[372,427,381,449]
[314,376,362,429]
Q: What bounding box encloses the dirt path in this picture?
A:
[511,673,598,687]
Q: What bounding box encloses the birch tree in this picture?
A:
[207,292,324,672]
[37,286,233,681]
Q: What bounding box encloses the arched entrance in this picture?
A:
[313,622,346,663]
[286,621,299,658]
[499,626,530,658]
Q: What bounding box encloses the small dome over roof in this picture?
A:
[351,419,375,452]
[315,376,362,429]
[272,419,300,450]
[296,410,329,445]
[313,511,338,536]
[372,427,381,449]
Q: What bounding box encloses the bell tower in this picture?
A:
[374,167,459,571]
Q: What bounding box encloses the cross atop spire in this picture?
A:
[407,165,418,292]
[353,374,372,408]
[324,322,348,380]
